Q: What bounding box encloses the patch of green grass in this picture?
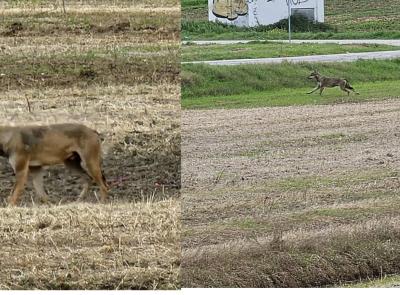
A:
[182,59,400,108]
[183,42,400,62]
[227,218,270,230]
[182,80,400,109]
[182,21,400,41]
[267,169,394,192]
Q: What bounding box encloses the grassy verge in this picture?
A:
[182,80,400,109]
[0,200,180,289]
[182,42,400,62]
[182,21,400,41]
[182,0,400,40]
[182,59,400,109]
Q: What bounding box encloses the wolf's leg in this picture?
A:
[80,150,108,203]
[307,85,320,94]
[319,87,325,95]
[340,83,351,95]
[30,166,49,203]
[8,154,30,206]
[85,159,108,203]
[64,154,92,200]
[347,87,360,95]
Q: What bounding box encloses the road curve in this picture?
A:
[183,39,400,46]
[182,50,400,65]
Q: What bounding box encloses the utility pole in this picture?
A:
[287,0,292,43]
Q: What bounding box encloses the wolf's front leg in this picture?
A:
[8,154,30,206]
[307,85,320,94]
[31,167,49,203]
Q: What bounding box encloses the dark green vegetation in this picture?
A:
[182,0,400,40]
[182,59,400,109]
[183,42,400,62]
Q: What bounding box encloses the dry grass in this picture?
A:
[0,199,180,290]
[0,1,180,289]
[183,217,400,287]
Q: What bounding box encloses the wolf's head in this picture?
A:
[308,70,321,81]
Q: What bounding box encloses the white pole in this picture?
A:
[288,0,292,43]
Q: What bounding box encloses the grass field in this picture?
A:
[182,41,400,62]
[182,0,400,40]
[0,0,180,290]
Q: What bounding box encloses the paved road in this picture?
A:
[182,50,400,65]
[183,39,400,46]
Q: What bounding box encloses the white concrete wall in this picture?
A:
[208,0,324,27]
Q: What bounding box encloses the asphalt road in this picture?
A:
[182,39,400,65]
[182,50,400,65]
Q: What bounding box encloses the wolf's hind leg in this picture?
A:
[64,153,92,200]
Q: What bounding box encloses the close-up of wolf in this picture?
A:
[0,0,180,290]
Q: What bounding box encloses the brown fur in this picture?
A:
[0,123,109,206]
[307,70,360,96]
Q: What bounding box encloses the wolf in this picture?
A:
[307,70,360,96]
[0,123,109,206]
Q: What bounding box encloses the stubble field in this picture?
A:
[182,99,400,287]
[0,0,180,289]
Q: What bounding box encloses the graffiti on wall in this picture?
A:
[212,0,310,21]
[212,0,248,20]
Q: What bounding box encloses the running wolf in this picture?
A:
[307,70,360,96]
